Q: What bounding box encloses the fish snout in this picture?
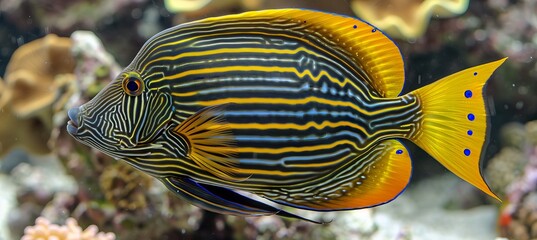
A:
[67,107,80,135]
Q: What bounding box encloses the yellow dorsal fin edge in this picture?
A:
[200,9,405,98]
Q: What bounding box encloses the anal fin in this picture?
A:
[277,139,412,210]
[337,140,412,208]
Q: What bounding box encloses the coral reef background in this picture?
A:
[0,0,535,239]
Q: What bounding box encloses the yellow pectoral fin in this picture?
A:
[175,104,243,181]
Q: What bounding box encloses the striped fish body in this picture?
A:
[67,9,506,222]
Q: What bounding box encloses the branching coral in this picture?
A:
[22,216,115,240]
[350,0,469,39]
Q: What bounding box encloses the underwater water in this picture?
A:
[0,0,536,239]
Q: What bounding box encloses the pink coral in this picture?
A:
[21,217,115,240]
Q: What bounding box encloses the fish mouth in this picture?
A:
[67,107,80,135]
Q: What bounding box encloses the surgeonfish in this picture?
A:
[67,9,506,223]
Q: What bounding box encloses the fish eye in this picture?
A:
[122,73,144,96]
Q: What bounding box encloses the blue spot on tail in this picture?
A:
[464,90,473,98]
[372,28,377,32]
[464,149,471,156]
[467,113,475,121]
[467,130,473,136]
[473,72,478,76]
[396,149,403,154]
[353,25,357,29]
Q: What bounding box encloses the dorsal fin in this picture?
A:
[174,104,243,181]
[200,9,405,97]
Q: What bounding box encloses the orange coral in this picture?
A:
[350,0,469,39]
[22,217,115,240]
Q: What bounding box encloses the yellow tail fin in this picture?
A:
[409,58,506,201]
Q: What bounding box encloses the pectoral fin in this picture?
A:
[161,176,323,223]
[174,105,244,181]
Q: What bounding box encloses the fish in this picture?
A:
[67,8,506,223]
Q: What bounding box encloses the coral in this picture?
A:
[99,162,153,211]
[170,0,264,24]
[0,104,51,156]
[165,0,263,14]
[350,0,469,39]
[500,122,530,150]
[0,34,76,156]
[21,216,115,240]
[501,192,537,240]
[493,120,537,239]
[0,0,148,32]
[486,147,528,198]
[485,122,533,198]
[1,34,75,118]
[164,0,213,12]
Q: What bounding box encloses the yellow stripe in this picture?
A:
[156,163,311,176]
[141,46,318,72]
[133,157,316,178]
[159,65,387,107]
[170,91,198,97]
[235,139,358,154]
[139,31,375,98]
[195,95,406,116]
[226,121,372,137]
[138,20,278,67]
[232,129,408,154]
[285,154,355,168]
